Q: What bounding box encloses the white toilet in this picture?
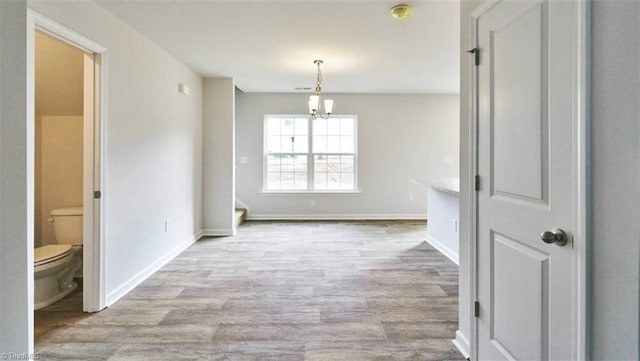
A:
[34,206,83,310]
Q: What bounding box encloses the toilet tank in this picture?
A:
[50,206,83,246]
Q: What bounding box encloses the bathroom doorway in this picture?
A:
[34,31,85,314]
[29,11,106,317]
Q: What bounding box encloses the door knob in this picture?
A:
[540,228,568,246]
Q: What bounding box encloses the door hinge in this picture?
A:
[474,175,480,191]
[467,47,480,66]
[94,190,102,199]
[474,301,480,317]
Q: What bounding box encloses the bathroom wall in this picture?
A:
[37,116,83,245]
[34,32,84,247]
[34,32,83,116]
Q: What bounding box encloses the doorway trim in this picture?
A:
[27,10,107,313]
[466,0,590,359]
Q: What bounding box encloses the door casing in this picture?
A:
[466,0,590,359]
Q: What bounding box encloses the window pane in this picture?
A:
[267,156,281,172]
[295,118,308,135]
[293,136,308,153]
[327,155,341,172]
[294,155,308,171]
[314,118,327,135]
[281,172,294,189]
[281,118,295,135]
[341,173,354,190]
[313,135,327,153]
[314,172,327,189]
[267,136,281,153]
[341,136,354,153]
[327,118,341,135]
[328,172,341,189]
[341,118,354,135]
[267,118,281,135]
[314,155,327,172]
[279,136,293,152]
[327,136,340,153]
[281,156,295,171]
[294,173,307,190]
[267,172,281,190]
[341,156,354,172]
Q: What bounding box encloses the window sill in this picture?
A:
[260,190,362,196]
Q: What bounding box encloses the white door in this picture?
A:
[475,0,584,360]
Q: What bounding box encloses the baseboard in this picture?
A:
[201,228,236,236]
[247,213,427,221]
[453,330,471,359]
[105,233,199,306]
[194,229,204,240]
[425,233,459,265]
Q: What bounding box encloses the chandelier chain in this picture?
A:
[315,60,323,94]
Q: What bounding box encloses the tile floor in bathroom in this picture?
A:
[34,220,465,360]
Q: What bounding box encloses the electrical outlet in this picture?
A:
[408,193,414,201]
[452,219,458,232]
[164,219,170,233]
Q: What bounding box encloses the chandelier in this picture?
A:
[308,60,333,119]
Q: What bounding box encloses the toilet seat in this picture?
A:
[34,245,73,267]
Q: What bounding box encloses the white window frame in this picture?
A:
[262,114,359,194]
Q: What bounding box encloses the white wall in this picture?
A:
[0,0,32,354]
[202,78,235,235]
[235,92,459,219]
[459,1,640,359]
[28,0,204,304]
[590,1,639,359]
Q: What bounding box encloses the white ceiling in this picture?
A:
[96,0,460,94]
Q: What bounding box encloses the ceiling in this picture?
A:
[96,0,460,94]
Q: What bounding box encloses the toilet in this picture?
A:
[34,206,83,310]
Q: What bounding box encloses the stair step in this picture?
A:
[235,208,247,227]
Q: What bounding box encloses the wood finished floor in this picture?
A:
[35,220,464,360]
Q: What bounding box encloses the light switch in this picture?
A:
[239,156,248,164]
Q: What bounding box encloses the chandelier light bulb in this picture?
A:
[309,95,319,112]
[324,99,334,114]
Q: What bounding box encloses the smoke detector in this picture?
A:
[390,4,412,20]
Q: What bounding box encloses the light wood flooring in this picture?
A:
[35,220,464,360]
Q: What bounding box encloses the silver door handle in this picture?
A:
[540,228,568,246]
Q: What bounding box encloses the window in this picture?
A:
[264,115,357,192]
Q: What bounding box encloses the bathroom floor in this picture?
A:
[34,221,464,360]
[34,279,87,339]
